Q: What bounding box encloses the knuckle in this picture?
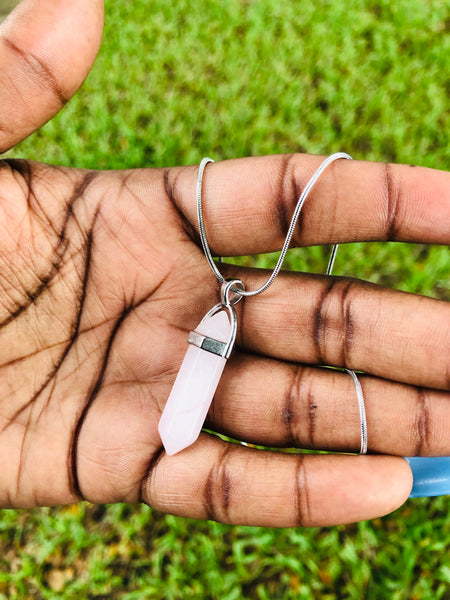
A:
[203,446,234,523]
[413,388,431,456]
[283,365,318,448]
[383,162,401,240]
[274,154,300,242]
[3,37,68,105]
[295,456,312,526]
[313,277,357,367]
[162,168,198,242]
[138,448,166,504]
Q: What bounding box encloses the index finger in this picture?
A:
[167,155,450,255]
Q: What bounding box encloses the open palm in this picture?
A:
[0,0,448,527]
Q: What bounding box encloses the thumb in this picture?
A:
[0,0,104,152]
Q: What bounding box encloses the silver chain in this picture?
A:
[196,152,367,455]
[197,152,351,296]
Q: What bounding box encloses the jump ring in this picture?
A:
[220,279,245,308]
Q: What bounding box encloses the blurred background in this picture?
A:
[0,0,449,598]
[0,0,16,22]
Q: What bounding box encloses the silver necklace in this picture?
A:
[158,153,367,456]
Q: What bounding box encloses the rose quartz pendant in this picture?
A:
[158,299,238,456]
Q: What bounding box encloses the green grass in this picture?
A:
[1,0,449,597]
[0,501,449,599]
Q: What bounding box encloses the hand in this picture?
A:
[0,0,449,527]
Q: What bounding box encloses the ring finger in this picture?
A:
[207,352,450,456]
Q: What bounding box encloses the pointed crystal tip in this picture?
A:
[158,310,231,455]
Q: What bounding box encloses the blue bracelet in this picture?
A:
[405,457,450,498]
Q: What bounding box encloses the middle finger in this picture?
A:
[221,265,450,390]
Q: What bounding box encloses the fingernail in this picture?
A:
[405,457,450,498]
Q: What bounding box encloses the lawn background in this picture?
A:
[0,0,449,598]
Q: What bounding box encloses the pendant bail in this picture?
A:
[187,299,238,360]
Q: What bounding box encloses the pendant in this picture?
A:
[158,280,242,455]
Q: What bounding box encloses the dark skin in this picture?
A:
[0,0,448,526]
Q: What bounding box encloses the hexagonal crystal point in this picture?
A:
[158,309,232,455]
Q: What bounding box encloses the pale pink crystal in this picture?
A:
[158,310,231,455]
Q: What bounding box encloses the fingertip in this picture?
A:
[358,456,413,519]
[374,456,414,515]
[308,455,413,526]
